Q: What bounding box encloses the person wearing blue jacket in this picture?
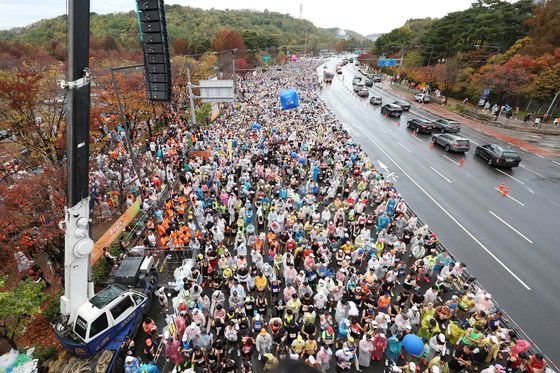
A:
[386,334,403,364]
[377,212,390,232]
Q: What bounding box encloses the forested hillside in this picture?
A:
[371,0,560,112]
[0,5,342,55]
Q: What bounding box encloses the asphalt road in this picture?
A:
[319,60,560,366]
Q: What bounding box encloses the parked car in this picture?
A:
[0,129,13,141]
[357,87,369,97]
[336,66,342,74]
[393,100,411,111]
[475,144,521,167]
[372,75,382,83]
[431,133,470,152]
[369,96,382,105]
[364,79,373,87]
[407,118,435,134]
[381,104,403,117]
[414,93,431,103]
[433,118,461,133]
[353,83,364,92]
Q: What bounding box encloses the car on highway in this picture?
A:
[393,100,411,111]
[0,129,13,141]
[369,96,382,105]
[364,79,373,87]
[372,75,382,83]
[381,104,403,117]
[357,87,369,97]
[336,66,342,74]
[353,82,364,92]
[406,118,435,134]
[349,58,354,63]
[341,59,348,65]
[431,133,471,152]
[475,144,521,167]
[433,118,461,133]
[414,93,431,103]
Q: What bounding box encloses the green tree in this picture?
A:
[195,103,212,126]
[0,277,46,350]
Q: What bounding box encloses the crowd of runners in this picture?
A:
[118,59,547,373]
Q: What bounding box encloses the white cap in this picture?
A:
[485,293,492,299]
[409,362,417,371]
[125,356,134,363]
[432,367,440,373]
[438,333,446,343]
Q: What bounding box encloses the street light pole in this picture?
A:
[546,89,560,118]
[187,68,197,126]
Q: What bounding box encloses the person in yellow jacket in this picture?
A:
[291,335,305,357]
[255,272,268,292]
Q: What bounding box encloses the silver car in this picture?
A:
[414,93,431,103]
[431,133,470,153]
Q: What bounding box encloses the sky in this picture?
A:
[0,0,477,35]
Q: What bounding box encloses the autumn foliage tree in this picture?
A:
[0,165,65,264]
[211,28,246,52]
[0,66,66,166]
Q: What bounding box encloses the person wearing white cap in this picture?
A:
[358,334,374,370]
[123,354,140,373]
[428,333,447,361]
[480,364,506,373]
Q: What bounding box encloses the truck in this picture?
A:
[323,70,334,83]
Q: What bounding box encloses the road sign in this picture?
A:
[199,79,235,103]
[378,59,398,67]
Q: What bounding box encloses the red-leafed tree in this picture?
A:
[0,66,66,166]
[173,38,191,55]
[212,28,246,52]
[0,166,65,267]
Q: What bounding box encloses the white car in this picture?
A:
[415,93,431,103]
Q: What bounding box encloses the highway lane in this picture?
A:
[318,61,560,364]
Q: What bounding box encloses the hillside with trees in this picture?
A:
[370,0,560,115]
[0,6,346,56]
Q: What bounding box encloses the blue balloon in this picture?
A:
[402,334,424,356]
[272,127,277,133]
[252,122,262,130]
[290,152,298,159]
[298,156,306,164]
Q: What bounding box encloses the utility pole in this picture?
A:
[546,89,560,118]
[110,66,144,192]
[304,29,308,56]
[187,68,197,126]
[60,0,95,321]
[397,49,405,80]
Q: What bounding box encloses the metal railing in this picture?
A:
[401,201,557,371]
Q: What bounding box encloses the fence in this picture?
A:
[401,201,557,371]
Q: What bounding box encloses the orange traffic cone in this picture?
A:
[396,120,400,127]
[502,186,510,197]
[384,113,388,118]
[429,142,434,149]
[458,158,465,167]
[498,182,505,192]
[411,130,417,137]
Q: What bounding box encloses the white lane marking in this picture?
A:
[378,160,389,171]
[493,188,526,206]
[430,166,452,183]
[469,140,481,146]
[495,169,525,185]
[442,154,460,166]
[535,154,545,159]
[520,147,528,152]
[411,134,424,142]
[553,160,560,166]
[380,127,388,134]
[489,210,533,244]
[398,142,412,153]
[519,164,544,178]
[344,122,532,290]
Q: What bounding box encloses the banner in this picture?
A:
[92,199,141,263]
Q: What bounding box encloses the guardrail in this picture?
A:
[401,201,557,371]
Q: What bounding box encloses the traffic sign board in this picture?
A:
[378,59,398,67]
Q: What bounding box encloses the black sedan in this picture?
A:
[406,118,435,134]
[475,144,521,167]
[433,118,461,133]
[393,100,411,111]
[364,79,373,87]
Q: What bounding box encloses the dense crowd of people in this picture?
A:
[118,59,546,373]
